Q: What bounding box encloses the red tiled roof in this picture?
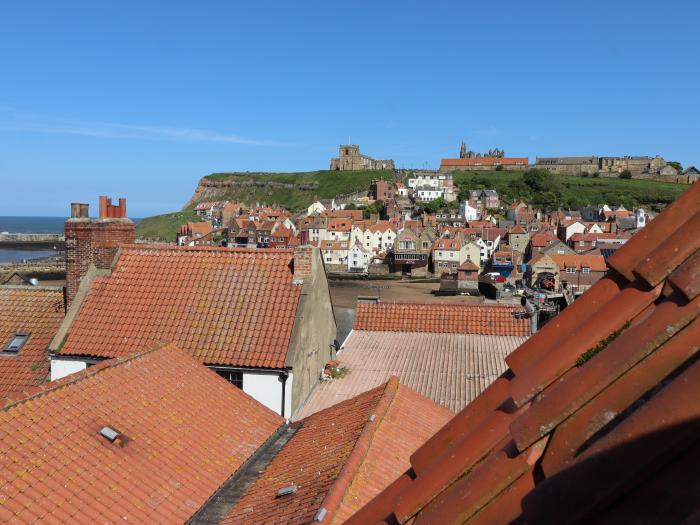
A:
[549,254,607,272]
[56,245,302,368]
[328,218,352,232]
[347,182,700,524]
[509,224,527,234]
[530,232,556,247]
[433,239,462,250]
[569,232,620,242]
[354,302,530,336]
[320,240,350,251]
[0,287,64,397]
[440,157,529,167]
[181,221,213,236]
[297,330,527,417]
[0,343,282,523]
[221,378,452,525]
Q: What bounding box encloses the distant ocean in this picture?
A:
[0,216,67,234]
[0,216,138,263]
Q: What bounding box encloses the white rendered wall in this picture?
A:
[243,372,285,416]
[50,359,87,381]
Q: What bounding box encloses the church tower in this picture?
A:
[460,141,467,159]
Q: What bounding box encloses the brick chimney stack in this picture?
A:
[64,196,135,308]
[292,245,316,280]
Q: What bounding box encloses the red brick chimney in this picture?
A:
[292,245,315,280]
[64,196,135,308]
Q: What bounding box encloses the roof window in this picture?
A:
[4,333,29,354]
[276,484,298,497]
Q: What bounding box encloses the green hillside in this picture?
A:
[451,170,685,211]
[135,209,202,241]
[136,169,687,240]
[201,170,394,211]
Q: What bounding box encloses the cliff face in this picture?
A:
[183,174,319,210]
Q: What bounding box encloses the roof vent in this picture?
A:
[100,426,128,447]
[314,507,327,522]
[276,484,298,498]
[368,414,376,422]
[100,426,120,442]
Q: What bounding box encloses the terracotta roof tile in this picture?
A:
[0,343,282,523]
[440,157,528,167]
[346,182,700,524]
[0,287,64,397]
[297,330,527,417]
[548,253,607,272]
[354,302,530,336]
[57,245,302,368]
[220,378,451,525]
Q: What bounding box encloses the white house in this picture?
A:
[459,201,479,221]
[347,241,371,272]
[320,240,350,265]
[407,173,453,190]
[415,186,444,202]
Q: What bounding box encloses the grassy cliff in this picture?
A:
[136,169,687,240]
[135,209,202,242]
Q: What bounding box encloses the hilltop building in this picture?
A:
[330,144,394,171]
[440,142,528,172]
[535,154,673,177]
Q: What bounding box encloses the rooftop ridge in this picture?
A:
[0,285,65,292]
[121,243,294,255]
[317,376,401,520]
[358,301,521,309]
[2,343,166,411]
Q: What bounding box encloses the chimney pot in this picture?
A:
[70,203,89,219]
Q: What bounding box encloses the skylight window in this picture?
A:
[4,333,29,354]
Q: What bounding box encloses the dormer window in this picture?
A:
[4,333,29,354]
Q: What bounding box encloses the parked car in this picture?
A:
[494,275,507,283]
[503,283,515,292]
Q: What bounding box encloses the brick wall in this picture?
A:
[65,197,135,308]
[292,245,315,280]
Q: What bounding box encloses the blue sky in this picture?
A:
[1,0,698,217]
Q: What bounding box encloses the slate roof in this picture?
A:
[55,245,302,368]
[354,302,530,337]
[220,378,452,525]
[0,286,64,397]
[297,330,527,417]
[0,344,282,524]
[346,181,700,524]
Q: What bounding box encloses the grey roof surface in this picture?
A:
[295,329,528,419]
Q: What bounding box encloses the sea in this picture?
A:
[0,217,66,263]
[0,216,143,263]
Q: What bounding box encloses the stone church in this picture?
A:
[330,144,394,171]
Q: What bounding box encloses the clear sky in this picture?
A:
[1,0,698,217]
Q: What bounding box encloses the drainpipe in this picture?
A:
[279,371,289,418]
[521,296,538,334]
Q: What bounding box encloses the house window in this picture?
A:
[216,370,243,389]
[566,267,576,274]
[4,333,29,354]
[582,267,591,273]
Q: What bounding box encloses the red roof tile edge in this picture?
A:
[1,344,164,410]
[318,376,401,522]
[119,243,295,255]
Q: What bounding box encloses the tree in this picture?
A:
[360,200,385,219]
[619,170,632,179]
[668,161,682,173]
